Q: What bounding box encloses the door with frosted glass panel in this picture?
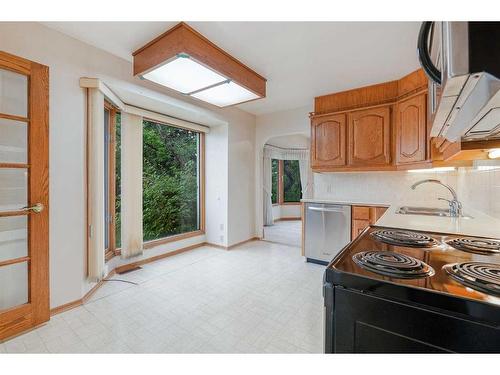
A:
[0,51,49,341]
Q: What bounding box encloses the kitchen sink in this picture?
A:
[396,206,472,219]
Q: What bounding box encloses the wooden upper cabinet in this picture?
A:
[396,93,427,165]
[311,113,346,168]
[348,106,391,167]
[310,69,431,172]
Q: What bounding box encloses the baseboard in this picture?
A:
[204,242,227,250]
[275,217,301,221]
[50,269,116,316]
[50,299,83,316]
[205,237,260,250]
[228,237,259,249]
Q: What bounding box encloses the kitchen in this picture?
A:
[0,3,499,369]
[298,22,500,353]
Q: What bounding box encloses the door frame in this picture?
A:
[0,50,49,341]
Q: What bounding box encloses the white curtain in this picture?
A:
[263,145,309,161]
[87,88,105,281]
[263,156,274,226]
[263,144,312,200]
[299,159,313,199]
[120,112,144,259]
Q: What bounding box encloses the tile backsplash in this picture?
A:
[313,163,500,219]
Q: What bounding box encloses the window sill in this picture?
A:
[281,202,301,206]
[143,230,205,250]
[105,230,205,262]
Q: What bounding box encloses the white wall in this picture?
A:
[227,115,257,246]
[457,163,500,219]
[0,22,256,308]
[205,124,229,247]
[272,204,301,221]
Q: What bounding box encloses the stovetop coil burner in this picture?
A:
[371,229,438,248]
[443,262,500,296]
[446,238,500,255]
[353,251,435,279]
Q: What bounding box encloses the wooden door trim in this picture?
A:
[26,60,50,327]
[0,52,50,340]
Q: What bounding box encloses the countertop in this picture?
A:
[302,198,500,239]
[300,198,389,207]
[376,206,500,239]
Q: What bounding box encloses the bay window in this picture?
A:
[272,159,302,204]
[142,119,204,243]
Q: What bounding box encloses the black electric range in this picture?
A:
[323,226,500,353]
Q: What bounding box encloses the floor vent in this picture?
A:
[116,265,142,275]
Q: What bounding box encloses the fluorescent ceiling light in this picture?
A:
[488,148,500,159]
[408,167,456,173]
[191,81,259,107]
[142,55,227,94]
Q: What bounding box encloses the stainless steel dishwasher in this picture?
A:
[304,202,351,264]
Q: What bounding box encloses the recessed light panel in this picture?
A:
[142,56,227,94]
[191,81,259,107]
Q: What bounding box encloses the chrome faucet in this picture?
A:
[411,179,463,217]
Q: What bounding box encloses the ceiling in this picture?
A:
[42,21,422,116]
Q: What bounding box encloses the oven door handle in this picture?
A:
[418,21,442,85]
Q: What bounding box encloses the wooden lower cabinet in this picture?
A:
[351,205,388,240]
[352,218,371,239]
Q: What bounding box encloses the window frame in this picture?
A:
[141,118,206,250]
[274,159,302,205]
[104,101,119,261]
[101,109,206,260]
[271,159,279,205]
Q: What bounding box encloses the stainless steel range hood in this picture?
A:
[418,22,500,142]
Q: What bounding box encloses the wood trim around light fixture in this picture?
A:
[133,22,266,99]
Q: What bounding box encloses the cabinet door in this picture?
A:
[396,93,427,164]
[371,206,388,222]
[311,114,346,168]
[348,106,391,167]
[352,206,388,240]
[352,219,370,240]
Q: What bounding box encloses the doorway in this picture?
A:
[262,134,310,248]
[0,51,49,341]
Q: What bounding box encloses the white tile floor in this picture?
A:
[0,240,325,353]
[263,220,302,248]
